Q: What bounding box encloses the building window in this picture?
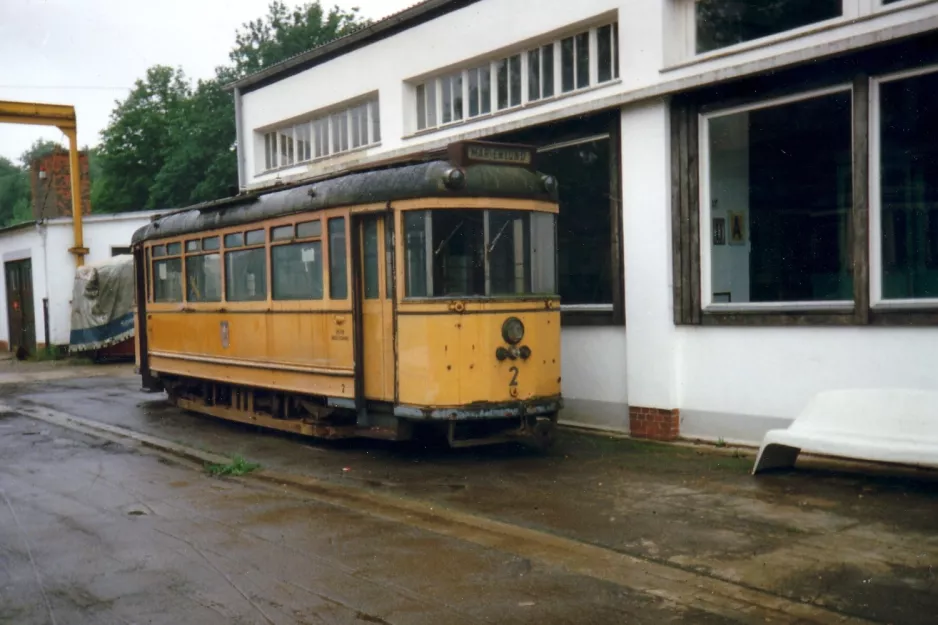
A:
[440,72,464,125]
[412,20,618,133]
[597,23,619,83]
[702,88,853,306]
[258,97,380,172]
[694,0,842,54]
[875,67,938,301]
[528,45,555,102]
[328,217,348,300]
[264,132,278,170]
[496,54,522,110]
[468,65,492,117]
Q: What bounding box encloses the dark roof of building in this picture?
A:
[226,0,479,94]
[131,160,557,245]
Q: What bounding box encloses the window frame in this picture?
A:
[184,242,223,304]
[869,62,938,311]
[412,20,620,135]
[672,0,932,65]
[150,241,184,304]
[697,83,857,314]
[270,219,325,302]
[223,228,269,303]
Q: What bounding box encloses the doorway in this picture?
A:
[358,214,395,402]
[5,258,36,355]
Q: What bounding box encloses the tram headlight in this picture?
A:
[501,317,525,345]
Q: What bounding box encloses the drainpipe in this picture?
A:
[37,220,51,354]
[233,87,245,191]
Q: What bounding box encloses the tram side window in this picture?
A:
[489,211,532,296]
[186,254,222,302]
[404,211,429,298]
[226,248,267,301]
[153,258,183,302]
[272,242,323,300]
[328,217,348,300]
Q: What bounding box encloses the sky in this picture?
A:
[0,0,416,164]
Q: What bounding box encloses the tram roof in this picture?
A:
[131,159,557,245]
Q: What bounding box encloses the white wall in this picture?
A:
[0,213,157,348]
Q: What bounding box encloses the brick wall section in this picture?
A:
[30,150,92,220]
[629,406,680,441]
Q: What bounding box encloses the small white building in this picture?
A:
[0,212,161,353]
[227,0,938,443]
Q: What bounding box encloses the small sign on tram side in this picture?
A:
[448,141,537,170]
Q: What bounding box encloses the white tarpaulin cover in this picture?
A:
[69,254,135,352]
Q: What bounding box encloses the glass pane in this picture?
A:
[426,81,437,128]
[405,211,429,298]
[696,0,842,54]
[225,233,244,248]
[246,229,265,246]
[496,59,509,110]
[315,119,330,157]
[538,138,613,305]
[453,73,464,121]
[272,225,293,241]
[880,70,938,299]
[203,236,220,251]
[432,209,485,297]
[297,220,322,238]
[386,217,395,299]
[575,32,590,89]
[332,113,349,153]
[509,54,522,107]
[272,242,323,300]
[351,106,363,148]
[613,22,620,78]
[489,211,531,295]
[265,133,275,170]
[441,76,453,124]
[370,100,381,143]
[363,220,380,299]
[279,130,294,166]
[186,240,200,253]
[598,24,613,83]
[480,65,491,115]
[153,258,182,302]
[708,91,853,303]
[167,242,182,256]
[530,212,557,295]
[152,245,166,258]
[186,254,221,302]
[296,123,312,161]
[225,248,267,301]
[416,84,427,130]
[468,68,480,117]
[329,217,348,300]
[542,45,555,98]
[561,37,575,92]
[528,49,541,102]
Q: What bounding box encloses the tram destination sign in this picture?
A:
[448,141,537,170]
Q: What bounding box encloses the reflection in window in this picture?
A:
[405,211,429,298]
[329,218,348,300]
[226,248,267,301]
[272,242,323,300]
[363,220,380,299]
[538,138,613,306]
[186,254,221,302]
[695,0,842,54]
[880,69,938,299]
[404,210,557,298]
[707,91,853,304]
[153,258,182,302]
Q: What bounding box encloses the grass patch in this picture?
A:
[715,438,727,448]
[205,455,261,477]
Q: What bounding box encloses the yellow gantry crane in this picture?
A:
[0,100,87,266]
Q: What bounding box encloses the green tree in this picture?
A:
[94,65,191,213]
[93,1,370,214]
[229,1,367,78]
[0,157,30,227]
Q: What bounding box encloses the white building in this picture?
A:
[227,0,938,443]
[1,212,161,352]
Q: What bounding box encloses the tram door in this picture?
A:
[359,215,395,402]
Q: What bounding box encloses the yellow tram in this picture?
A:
[132,141,561,448]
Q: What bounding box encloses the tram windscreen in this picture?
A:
[404,209,556,298]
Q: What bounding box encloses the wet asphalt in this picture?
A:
[1,373,937,624]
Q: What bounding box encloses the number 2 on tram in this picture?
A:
[131,141,562,449]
